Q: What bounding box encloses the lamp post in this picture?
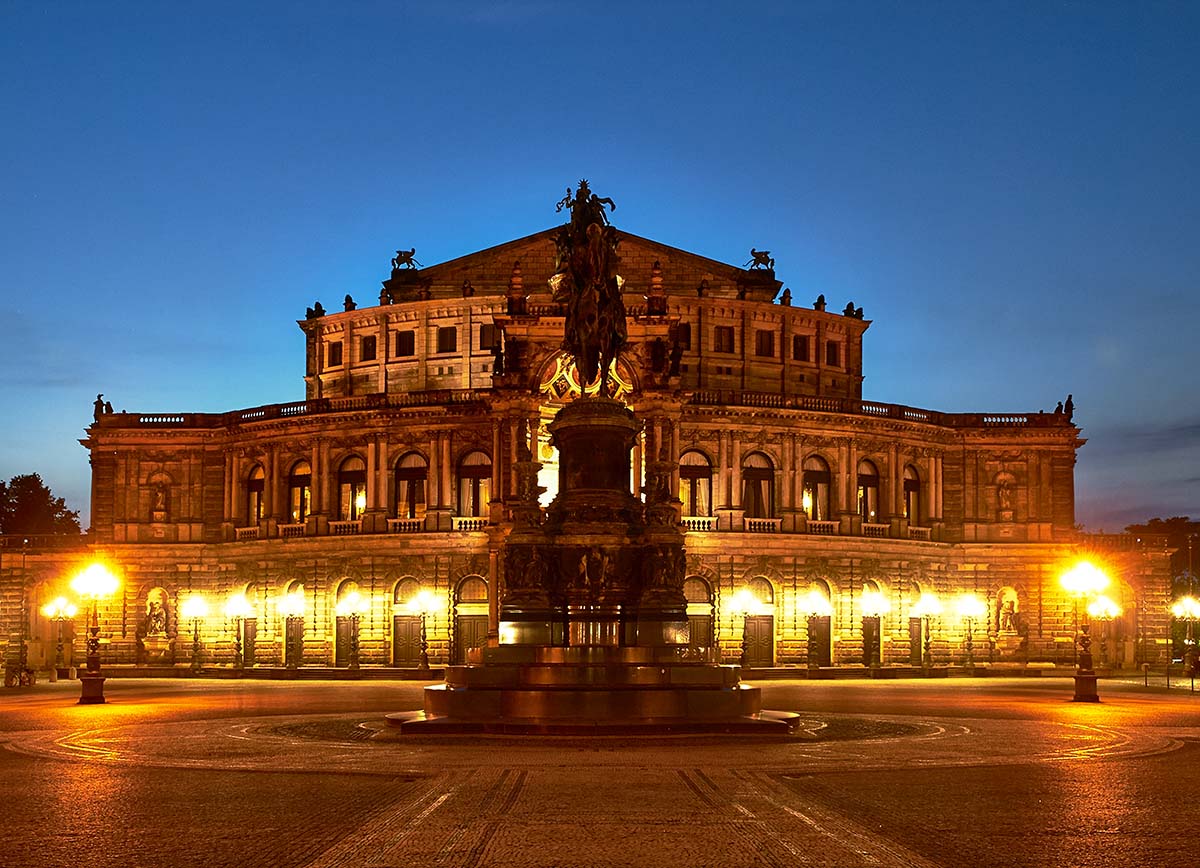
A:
[860,589,889,672]
[1061,560,1110,702]
[40,596,78,674]
[955,593,986,672]
[69,562,119,704]
[408,589,439,671]
[728,588,760,671]
[279,589,306,670]
[800,588,833,672]
[180,594,208,672]
[911,593,942,671]
[1171,595,1200,691]
[1087,595,1121,669]
[336,590,365,670]
[224,593,255,671]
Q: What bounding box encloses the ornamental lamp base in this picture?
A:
[1071,671,1100,702]
[78,674,107,704]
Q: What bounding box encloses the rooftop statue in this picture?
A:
[746,248,775,270]
[550,180,627,395]
[391,248,421,270]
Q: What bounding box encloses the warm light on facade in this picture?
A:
[955,593,986,621]
[860,589,890,617]
[69,562,119,600]
[800,588,833,617]
[408,588,440,617]
[1171,596,1200,620]
[336,590,366,617]
[1060,561,1110,598]
[41,596,78,620]
[1086,595,1121,620]
[911,592,942,618]
[224,593,255,620]
[728,587,762,616]
[180,594,209,621]
[279,588,306,618]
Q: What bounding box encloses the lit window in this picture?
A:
[288,461,312,524]
[246,465,265,524]
[457,451,492,517]
[802,456,831,520]
[394,452,428,519]
[338,456,367,521]
[904,465,922,522]
[857,459,880,522]
[680,450,712,517]
[742,452,775,518]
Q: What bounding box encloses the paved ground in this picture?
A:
[1,677,1198,867]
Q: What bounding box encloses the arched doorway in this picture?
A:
[392,578,423,666]
[453,576,489,663]
[684,576,715,648]
[333,579,362,668]
[744,577,775,667]
[803,579,834,667]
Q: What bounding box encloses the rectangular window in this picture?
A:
[437,326,457,354]
[479,323,497,350]
[792,335,809,362]
[360,335,377,362]
[826,341,840,367]
[714,325,735,353]
[327,341,343,367]
[395,330,415,357]
[677,322,692,350]
[754,329,774,358]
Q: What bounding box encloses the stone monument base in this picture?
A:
[389,645,797,734]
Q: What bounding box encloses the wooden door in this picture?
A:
[862,616,880,666]
[688,614,713,648]
[811,615,833,667]
[454,614,488,664]
[335,617,353,667]
[392,615,422,666]
[909,617,923,665]
[243,618,257,666]
[744,615,774,667]
[285,618,304,667]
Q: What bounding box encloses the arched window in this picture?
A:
[802,456,831,521]
[246,465,265,525]
[904,465,922,523]
[679,450,712,517]
[857,459,880,522]
[394,452,428,519]
[457,451,492,518]
[741,452,774,519]
[746,576,775,606]
[338,456,367,521]
[288,461,311,524]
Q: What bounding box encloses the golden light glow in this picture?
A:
[955,593,987,621]
[1060,561,1110,598]
[354,491,367,513]
[728,587,762,616]
[224,593,255,620]
[800,588,833,617]
[1087,595,1121,620]
[180,594,209,620]
[801,490,813,516]
[911,592,942,618]
[1172,596,1200,620]
[278,588,306,618]
[41,596,78,620]
[408,588,440,616]
[336,590,366,617]
[860,589,890,617]
[69,562,119,600]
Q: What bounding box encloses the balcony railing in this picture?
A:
[329,520,362,536]
[682,515,717,532]
[806,520,839,535]
[745,517,781,533]
[863,522,889,539]
[908,525,932,541]
[279,523,306,539]
[452,516,488,532]
[234,526,260,541]
[387,518,425,534]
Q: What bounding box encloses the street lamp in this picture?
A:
[335,590,366,670]
[69,562,119,704]
[728,587,760,670]
[278,589,306,670]
[1171,595,1200,689]
[955,593,986,671]
[224,593,255,670]
[800,588,833,671]
[408,588,439,671]
[1061,560,1110,702]
[180,594,208,672]
[911,592,942,670]
[860,589,889,670]
[1087,595,1121,668]
[40,596,78,673]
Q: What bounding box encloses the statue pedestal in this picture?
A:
[143,635,173,664]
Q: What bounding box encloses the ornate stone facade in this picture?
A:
[1,227,1175,673]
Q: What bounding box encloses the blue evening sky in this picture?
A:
[1,1,1197,531]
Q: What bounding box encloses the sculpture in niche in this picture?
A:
[151,482,169,520]
[996,478,1014,514]
[997,587,1019,633]
[145,588,171,636]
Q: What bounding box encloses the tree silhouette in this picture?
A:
[0,473,81,536]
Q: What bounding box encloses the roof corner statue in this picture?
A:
[550,180,627,396]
